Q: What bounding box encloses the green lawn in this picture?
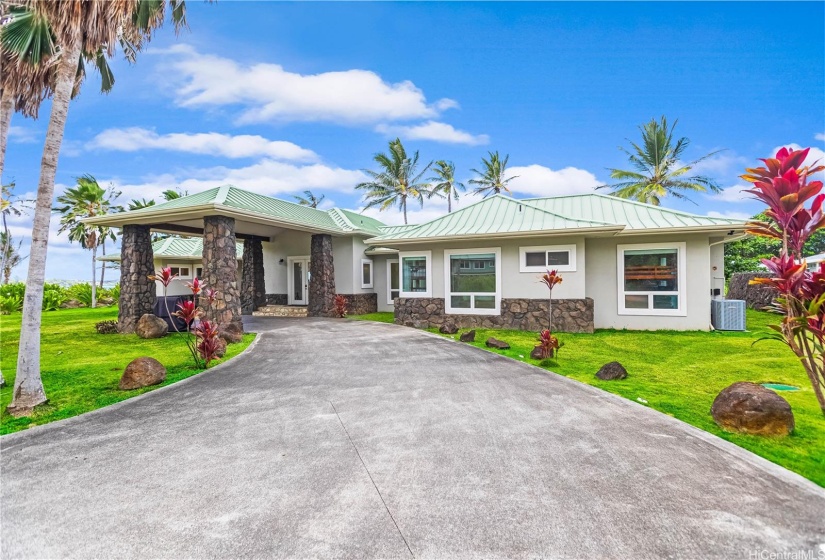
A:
[351,310,825,487]
[0,307,254,435]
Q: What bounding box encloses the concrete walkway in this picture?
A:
[2,318,824,559]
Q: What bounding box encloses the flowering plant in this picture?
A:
[743,146,825,415]
[536,329,563,360]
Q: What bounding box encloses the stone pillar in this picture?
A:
[241,238,266,314]
[308,234,335,317]
[202,216,243,329]
[118,225,156,334]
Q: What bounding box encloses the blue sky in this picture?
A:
[5,1,824,282]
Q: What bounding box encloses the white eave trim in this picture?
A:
[366,225,626,245]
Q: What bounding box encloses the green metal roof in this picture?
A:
[523,193,744,230]
[99,237,243,262]
[94,185,385,235]
[368,195,620,242]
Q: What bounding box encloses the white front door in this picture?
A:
[287,256,310,305]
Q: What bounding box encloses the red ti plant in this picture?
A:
[333,294,348,318]
[539,269,563,332]
[536,329,563,360]
[743,146,825,415]
[149,268,222,369]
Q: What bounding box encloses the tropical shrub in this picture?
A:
[95,320,118,334]
[42,288,68,311]
[150,270,221,368]
[0,293,23,314]
[0,282,25,301]
[67,283,94,307]
[333,294,348,318]
[539,269,563,332]
[110,283,120,302]
[536,329,563,360]
[744,147,825,415]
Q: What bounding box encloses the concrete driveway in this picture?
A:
[2,318,824,559]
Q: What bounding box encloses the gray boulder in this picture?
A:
[136,314,168,339]
[485,337,510,350]
[596,361,628,380]
[711,382,794,436]
[459,330,476,343]
[439,323,459,335]
[218,322,244,344]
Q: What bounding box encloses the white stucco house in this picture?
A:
[87,184,747,333]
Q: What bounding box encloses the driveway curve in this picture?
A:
[2,318,824,559]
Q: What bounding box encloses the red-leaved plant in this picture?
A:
[539,269,563,332]
[536,329,563,360]
[333,294,348,318]
[148,267,222,368]
[743,146,825,415]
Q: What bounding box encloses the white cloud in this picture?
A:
[707,210,751,221]
[160,45,457,125]
[375,121,489,146]
[710,185,751,203]
[8,125,38,144]
[360,198,452,227]
[505,164,601,197]
[687,152,750,177]
[815,133,825,142]
[87,127,318,162]
[108,159,366,203]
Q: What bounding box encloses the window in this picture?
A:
[519,244,576,272]
[387,260,400,304]
[444,248,501,315]
[195,267,203,279]
[617,242,686,316]
[169,263,192,279]
[399,251,432,297]
[361,259,374,289]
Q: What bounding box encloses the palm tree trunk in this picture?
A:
[91,244,97,308]
[0,89,12,180]
[402,196,408,225]
[447,191,452,213]
[8,35,82,416]
[100,238,106,288]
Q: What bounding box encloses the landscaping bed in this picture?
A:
[0,307,254,435]
[351,309,825,487]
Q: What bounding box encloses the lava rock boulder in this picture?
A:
[439,323,459,335]
[459,330,476,343]
[596,361,628,381]
[711,381,794,437]
[135,314,168,339]
[485,337,510,350]
[218,322,244,344]
[119,357,167,390]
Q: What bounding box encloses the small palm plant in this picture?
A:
[357,138,432,224]
[428,160,465,213]
[469,151,518,197]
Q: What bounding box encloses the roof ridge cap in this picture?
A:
[214,184,232,205]
[517,198,616,226]
[327,208,356,231]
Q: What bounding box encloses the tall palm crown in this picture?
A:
[0,230,24,284]
[54,174,121,251]
[357,138,432,224]
[599,116,723,206]
[293,190,325,208]
[428,160,465,213]
[469,151,518,197]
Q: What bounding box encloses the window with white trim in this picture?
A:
[399,251,432,297]
[617,242,686,316]
[169,263,192,279]
[519,244,576,272]
[387,260,400,304]
[361,259,374,289]
[195,266,203,279]
[444,248,501,315]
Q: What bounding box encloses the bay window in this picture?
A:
[617,242,686,316]
[444,248,501,314]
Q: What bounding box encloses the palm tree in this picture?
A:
[4,0,190,416]
[357,138,432,224]
[0,230,25,284]
[428,160,465,213]
[54,175,122,308]
[293,190,325,208]
[469,151,517,197]
[598,116,723,206]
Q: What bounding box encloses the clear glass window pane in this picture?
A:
[196,267,203,278]
[625,294,649,309]
[546,251,569,266]
[390,262,399,290]
[180,267,190,277]
[402,256,427,292]
[451,295,471,308]
[653,294,678,309]
[390,290,399,301]
[450,253,495,293]
[474,295,496,309]
[525,252,546,267]
[624,249,678,292]
[362,262,371,285]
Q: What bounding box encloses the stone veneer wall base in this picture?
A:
[340,293,378,316]
[118,225,156,334]
[308,234,336,317]
[394,297,594,333]
[202,215,243,328]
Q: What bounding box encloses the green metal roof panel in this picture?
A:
[522,193,744,230]
[369,195,615,242]
[335,209,386,234]
[221,187,341,231]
